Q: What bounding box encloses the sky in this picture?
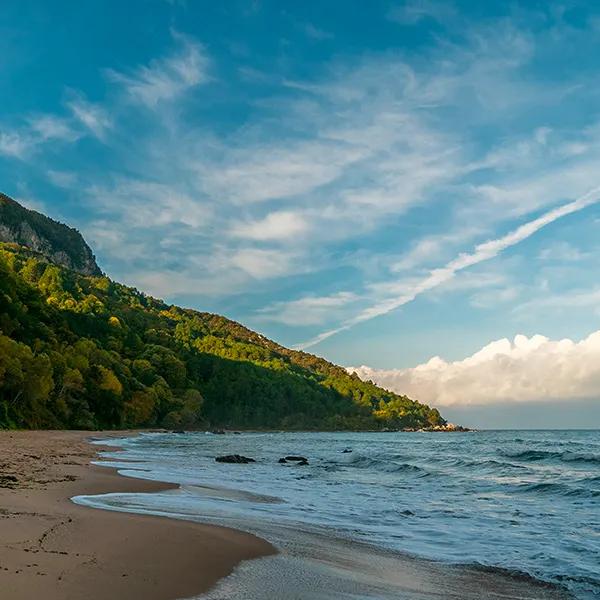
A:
[2,0,600,427]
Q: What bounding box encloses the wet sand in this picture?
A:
[0,430,275,600]
[198,511,573,600]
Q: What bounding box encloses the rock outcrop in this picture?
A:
[0,192,101,276]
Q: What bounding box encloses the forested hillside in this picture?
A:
[0,200,445,431]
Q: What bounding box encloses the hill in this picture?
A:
[0,194,445,431]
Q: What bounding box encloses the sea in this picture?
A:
[74,430,600,599]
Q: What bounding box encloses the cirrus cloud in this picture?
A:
[229,210,309,241]
[106,31,210,107]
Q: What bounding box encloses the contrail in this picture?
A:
[296,186,600,351]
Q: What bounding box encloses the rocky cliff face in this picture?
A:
[0,192,101,276]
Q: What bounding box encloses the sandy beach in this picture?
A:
[0,430,275,600]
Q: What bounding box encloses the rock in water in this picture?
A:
[215,454,256,464]
[279,456,309,465]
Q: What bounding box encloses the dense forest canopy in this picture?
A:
[0,216,446,431]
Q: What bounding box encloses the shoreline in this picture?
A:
[0,430,275,600]
[1,430,576,600]
[86,432,573,600]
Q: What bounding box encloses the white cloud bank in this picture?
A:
[348,331,600,407]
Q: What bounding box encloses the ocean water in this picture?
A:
[74,430,600,599]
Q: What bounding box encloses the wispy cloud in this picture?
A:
[387,0,456,25]
[198,140,366,205]
[224,247,296,279]
[87,179,211,229]
[537,241,588,262]
[390,226,485,273]
[0,131,31,158]
[258,292,358,326]
[68,95,112,140]
[469,285,520,309]
[47,169,78,189]
[298,186,600,349]
[28,115,78,142]
[513,287,600,315]
[0,115,79,159]
[229,211,309,241]
[106,31,210,107]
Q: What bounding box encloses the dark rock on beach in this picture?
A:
[0,474,18,488]
[215,454,256,464]
[285,456,307,462]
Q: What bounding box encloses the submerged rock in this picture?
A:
[215,454,256,464]
[279,456,309,465]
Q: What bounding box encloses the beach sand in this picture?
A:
[0,430,275,600]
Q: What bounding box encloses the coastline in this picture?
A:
[1,430,578,600]
[0,430,275,600]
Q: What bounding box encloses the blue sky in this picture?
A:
[3,1,600,424]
